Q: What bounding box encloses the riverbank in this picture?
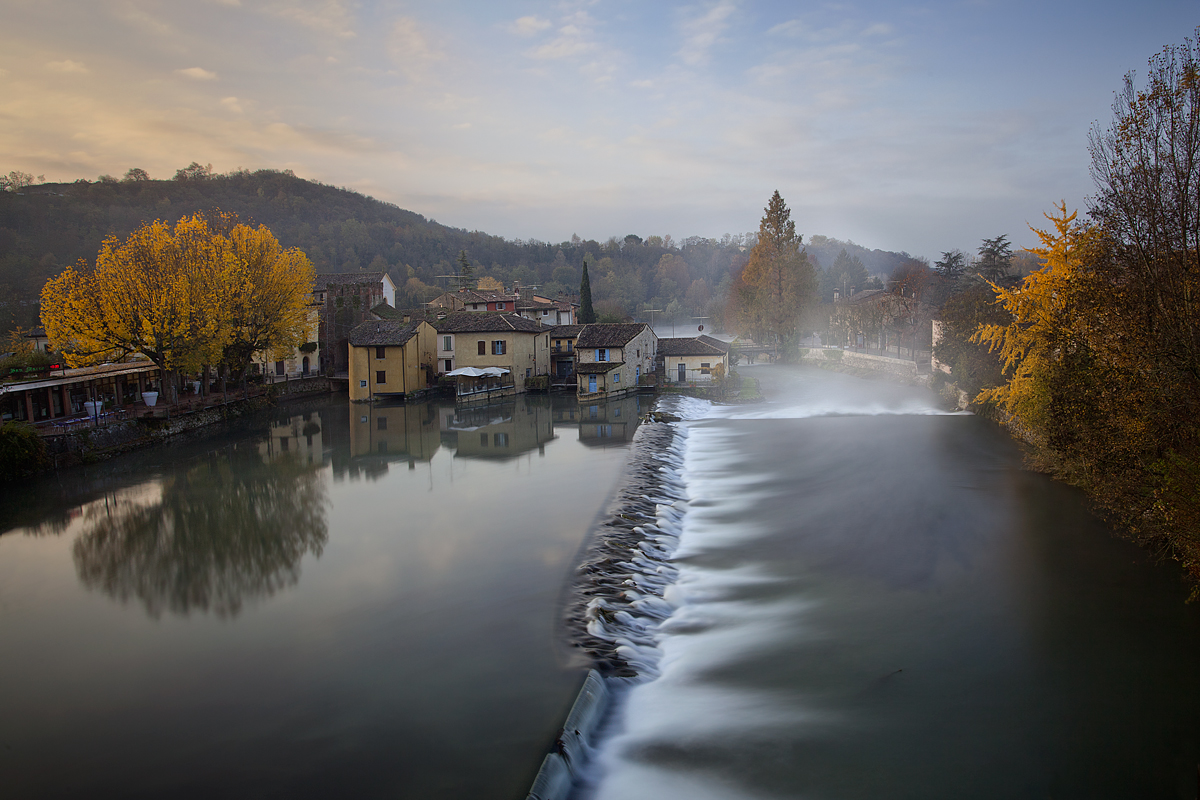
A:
[23,377,335,474]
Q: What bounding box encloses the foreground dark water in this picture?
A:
[0,393,647,799]
[585,365,1200,799]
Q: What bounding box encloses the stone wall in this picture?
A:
[797,348,932,387]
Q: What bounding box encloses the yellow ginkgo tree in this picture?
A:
[41,212,314,403]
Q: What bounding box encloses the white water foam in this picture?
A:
[578,406,830,800]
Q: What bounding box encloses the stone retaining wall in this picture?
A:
[797,348,932,387]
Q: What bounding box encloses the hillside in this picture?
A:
[0,169,912,333]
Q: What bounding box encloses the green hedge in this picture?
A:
[0,422,48,481]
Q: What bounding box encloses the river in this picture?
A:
[2,367,1199,799]
[582,364,1200,799]
[0,392,648,799]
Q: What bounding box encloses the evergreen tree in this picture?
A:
[455,250,476,290]
[579,260,596,323]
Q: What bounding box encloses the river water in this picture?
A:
[583,365,1200,799]
[0,393,648,799]
[3,367,1200,799]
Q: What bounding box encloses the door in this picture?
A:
[589,375,597,393]
[677,363,686,383]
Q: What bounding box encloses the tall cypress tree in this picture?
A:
[579,260,596,324]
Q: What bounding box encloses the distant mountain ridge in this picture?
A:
[0,169,912,333]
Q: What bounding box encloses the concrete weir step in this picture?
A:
[526,669,610,800]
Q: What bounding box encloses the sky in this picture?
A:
[1,1,1196,260]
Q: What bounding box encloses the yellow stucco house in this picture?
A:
[433,312,550,400]
[347,319,437,402]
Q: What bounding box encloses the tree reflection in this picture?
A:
[72,446,328,618]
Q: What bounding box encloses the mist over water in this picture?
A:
[584,364,1200,799]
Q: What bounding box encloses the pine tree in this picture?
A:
[579,260,596,324]
[456,250,476,290]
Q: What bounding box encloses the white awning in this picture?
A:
[445,366,510,378]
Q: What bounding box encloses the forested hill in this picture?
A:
[0,168,911,332]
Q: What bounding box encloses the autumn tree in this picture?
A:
[41,212,313,403]
[217,219,316,380]
[732,191,816,358]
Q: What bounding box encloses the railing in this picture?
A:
[552,345,574,354]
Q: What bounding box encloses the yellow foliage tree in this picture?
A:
[41,212,313,402]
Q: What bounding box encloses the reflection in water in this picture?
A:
[573,394,649,448]
[73,416,329,619]
[441,397,557,460]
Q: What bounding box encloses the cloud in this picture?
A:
[526,12,598,60]
[388,16,443,79]
[509,16,551,37]
[270,0,356,39]
[221,96,244,113]
[46,60,89,75]
[862,23,893,37]
[178,67,218,80]
[678,2,738,66]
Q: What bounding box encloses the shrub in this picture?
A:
[0,422,48,481]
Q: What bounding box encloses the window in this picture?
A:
[360,415,368,423]
[359,379,367,388]
[494,432,509,447]
[376,370,386,384]
[491,340,506,355]
[443,336,453,352]
[377,417,387,430]
[701,362,711,374]
[472,303,480,310]
[280,437,289,450]
[613,371,620,384]
[275,360,285,375]
[478,340,486,355]
[526,368,532,378]
[480,433,489,447]
[496,302,506,310]
[375,346,386,359]
[542,310,550,316]
[597,348,608,361]
[444,359,453,372]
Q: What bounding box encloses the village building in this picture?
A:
[0,360,161,424]
[429,285,577,325]
[657,337,729,385]
[433,312,550,400]
[347,319,437,403]
[547,324,583,384]
[574,323,658,400]
[315,272,397,375]
[251,305,322,380]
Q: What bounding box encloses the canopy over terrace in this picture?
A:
[445,366,513,401]
[0,361,161,424]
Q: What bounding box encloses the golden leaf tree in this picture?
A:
[731,191,816,359]
[41,212,313,402]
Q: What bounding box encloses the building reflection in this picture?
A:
[439,397,557,460]
[570,394,647,448]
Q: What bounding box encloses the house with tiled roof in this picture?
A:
[547,324,584,382]
[433,312,550,397]
[347,319,436,402]
[657,337,729,385]
[574,323,657,400]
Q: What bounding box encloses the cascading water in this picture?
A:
[563,364,1200,799]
